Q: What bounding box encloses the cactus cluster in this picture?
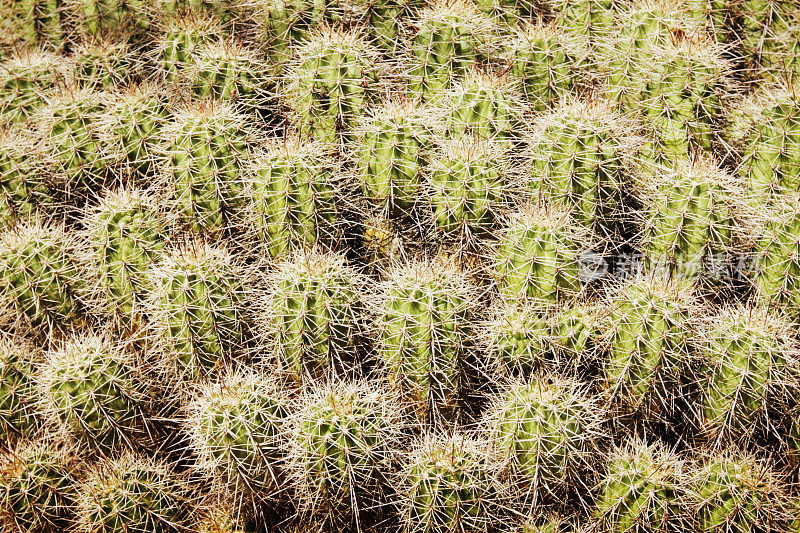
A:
[1,0,800,531]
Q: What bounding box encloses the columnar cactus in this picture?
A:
[148,241,248,381]
[751,194,800,317]
[157,11,222,82]
[66,0,151,38]
[11,0,65,47]
[242,138,342,259]
[0,440,77,533]
[599,275,698,422]
[76,453,190,533]
[376,258,478,418]
[184,370,289,505]
[0,127,52,228]
[289,380,403,525]
[98,83,170,177]
[481,301,550,376]
[426,136,508,239]
[486,376,603,508]
[261,249,364,380]
[635,157,742,279]
[526,100,629,231]
[34,87,109,193]
[84,188,165,323]
[39,334,149,451]
[0,336,40,441]
[697,306,799,446]
[594,440,691,533]
[0,49,67,124]
[408,0,495,101]
[399,433,506,533]
[549,301,601,363]
[506,23,588,112]
[188,38,270,108]
[284,27,383,144]
[356,100,432,214]
[73,37,135,89]
[738,0,799,81]
[494,203,588,304]
[159,101,253,233]
[552,0,619,48]
[738,86,800,198]
[691,451,796,533]
[0,222,87,331]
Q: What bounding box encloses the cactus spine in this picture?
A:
[149,241,248,381]
[0,49,67,124]
[189,38,269,108]
[0,127,52,228]
[0,337,40,441]
[482,301,550,376]
[243,138,342,259]
[40,334,149,451]
[158,12,222,83]
[262,249,363,379]
[73,37,135,89]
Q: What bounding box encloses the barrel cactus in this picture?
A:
[0,222,87,332]
[159,101,253,233]
[486,376,603,509]
[65,0,151,38]
[552,0,619,49]
[84,188,165,324]
[284,27,384,144]
[481,301,551,377]
[494,202,589,304]
[0,336,40,442]
[261,249,364,380]
[9,0,65,47]
[39,333,150,452]
[408,0,495,101]
[0,127,52,228]
[157,10,222,83]
[188,37,270,108]
[289,380,403,526]
[0,49,67,124]
[75,453,190,533]
[691,450,796,533]
[426,135,508,240]
[525,99,630,231]
[73,37,135,89]
[184,370,289,506]
[594,439,691,533]
[599,275,698,424]
[375,257,478,418]
[697,305,799,446]
[399,433,506,533]
[242,137,343,259]
[635,157,743,280]
[148,241,249,381]
[506,22,588,112]
[0,440,77,533]
[355,99,433,214]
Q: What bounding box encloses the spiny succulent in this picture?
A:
[261,248,365,380]
[65,0,152,39]
[635,157,743,280]
[242,137,344,259]
[289,380,404,526]
[598,274,698,424]
[494,202,590,305]
[0,336,40,442]
[486,376,603,510]
[691,450,796,533]
[283,27,384,144]
[375,257,479,419]
[398,432,506,533]
[525,99,631,232]
[0,439,77,533]
[480,300,551,377]
[157,10,223,83]
[426,135,509,241]
[76,453,190,533]
[738,0,800,82]
[184,370,290,508]
[697,305,800,446]
[158,100,255,233]
[0,222,88,332]
[9,0,65,48]
[83,188,165,324]
[148,240,249,381]
[73,37,136,90]
[594,439,692,533]
[505,23,589,113]
[408,0,496,101]
[0,48,68,124]
[551,0,620,48]
[39,333,150,452]
[0,126,53,228]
